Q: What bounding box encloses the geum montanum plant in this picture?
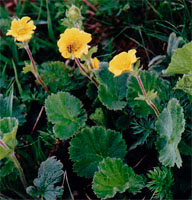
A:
[2,4,191,200]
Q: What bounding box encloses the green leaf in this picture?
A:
[174,72,192,96]
[166,41,192,74]
[26,156,64,200]
[45,92,87,139]
[155,98,185,168]
[127,71,170,116]
[95,62,128,110]
[90,108,107,126]
[40,61,86,93]
[0,94,26,126]
[23,61,35,74]
[0,117,18,151]
[92,157,145,199]
[147,166,174,200]
[166,32,184,57]
[69,126,127,178]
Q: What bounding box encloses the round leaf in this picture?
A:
[93,157,145,199]
[166,41,192,74]
[45,92,87,139]
[69,126,127,178]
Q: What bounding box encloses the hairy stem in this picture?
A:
[136,76,159,117]
[9,152,27,189]
[75,58,98,87]
[24,46,49,94]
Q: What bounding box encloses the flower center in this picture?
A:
[18,26,28,35]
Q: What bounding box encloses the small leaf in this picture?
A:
[174,72,192,96]
[155,98,185,168]
[0,117,18,151]
[92,157,145,199]
[26,156,64,200]
[23,61,35,74]
[166,41,192,74]
[96,62,128,110]
[45,92,87,139]
[69,126,127,178]
[127,71,170,116]
[90,108,107,126]
[167,32,184,57]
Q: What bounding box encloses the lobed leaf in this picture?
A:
[95,62,128,110]
[92,157,145,199]
[69,126,127,178]
[45,92,87,139]
[155,98,185,168]
[26,156,64,200]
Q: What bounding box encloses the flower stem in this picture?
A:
[24,45,49,94]
[136,75,159,117]
[75,58,98,87]
[9,152,27,189]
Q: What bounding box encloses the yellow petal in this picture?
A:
[91,57,100,69]
[57,28,92,59]
[109,49,137,76]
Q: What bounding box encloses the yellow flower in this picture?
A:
[6,16,36,42]
[57,28,92,59]
[109,49,138,76]
[89,57,100,69]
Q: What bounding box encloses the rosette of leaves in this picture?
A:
[26,157,64,200]
[0,93,26,126]
[93,157,145,199]
[95,62,128,110]
[147,166,174,200]
[39,61,86,93]
[45,92,87,139]
[69,126,127,178]
[155,98,185,168]
[127,71,170,116]
[0,117,18,160]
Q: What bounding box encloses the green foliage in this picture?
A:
[0,117,18,159]
[156,98,185,168]
[40,61,86,93]
[93,157,145,199]
[127,71,170,116]
[90,108,107,126]
[147,166,174,200]
[96,62,128,110]
[45,92,87,139]
[166,32,184,57]
[174,72,192,96]
[0,94,26,126]
[129,118,155,150]
[26,156,64,200]
[166,42,192,74]
[69,126,127,178]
